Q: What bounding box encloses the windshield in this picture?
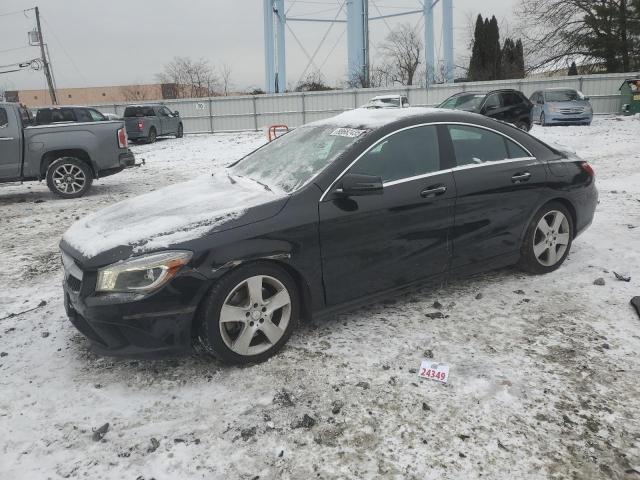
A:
[229,126,366,193]
[439,93,485,112]
[545,90,585,102]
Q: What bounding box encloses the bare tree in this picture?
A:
[157,57,220,98]
[120,85,149,102]
[516,0,640,73]
[219,63,232,96]
[378,23,423,86]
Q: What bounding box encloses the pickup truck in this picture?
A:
[0,102,135,198]
[123,104,183,143]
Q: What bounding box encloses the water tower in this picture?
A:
[263,0,454,93]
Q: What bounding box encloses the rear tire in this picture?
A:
[518,202,574,274]
[147,127,157,144]
[515,120,530,131]
[197,262,300,364]
[46,157,93,199]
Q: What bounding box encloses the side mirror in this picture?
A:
[336,173,383,197]
[583,96,590,101]
[174,111,179,116]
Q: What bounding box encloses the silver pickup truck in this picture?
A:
[0,102,135,198]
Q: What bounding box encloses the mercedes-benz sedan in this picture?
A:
[60,108,597,364]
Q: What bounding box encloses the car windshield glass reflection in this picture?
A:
[545,90,585,102]
[230,126,365,193]
[440,94,485,112]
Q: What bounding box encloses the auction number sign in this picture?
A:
[418,360,449,383]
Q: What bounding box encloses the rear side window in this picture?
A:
[124,106,156,117]
[36,108,76,124]
[0,108,7,128]
[447,125,530,165]
[501,92,522,107]
[349,125,440,183]
[88,109,106,121]
[76,108,92,122]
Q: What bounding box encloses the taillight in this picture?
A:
[117,127,128,149]
[137,120,144,131]
[580,161,595,177]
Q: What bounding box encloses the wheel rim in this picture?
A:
[219,275,291,356]
[533,210,570,266]
[52,164,86,194]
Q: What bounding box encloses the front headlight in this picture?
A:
[548,105,559,112]
[96,251,192,293]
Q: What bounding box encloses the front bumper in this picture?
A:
[546,112,593,124]
[119,150,136,167]
[62,265,208,358]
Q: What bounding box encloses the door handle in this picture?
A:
[511,172,531,183]
[420,184,447,198]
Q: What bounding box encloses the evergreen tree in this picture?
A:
[486,16,502,79]
[468,15,487,81]
[567,61,578,75]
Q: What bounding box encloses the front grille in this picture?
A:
[67,274,82,292]
[559,107,584,114]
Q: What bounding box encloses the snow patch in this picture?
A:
[309,106,439,129]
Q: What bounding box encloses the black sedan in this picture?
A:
[439,89,534,131]
[60,108,597,364]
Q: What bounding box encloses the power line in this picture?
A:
[0,45,32,54]
[0,7,34,18]
[41,14,88,85]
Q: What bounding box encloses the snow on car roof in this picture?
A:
[308,107,437,129]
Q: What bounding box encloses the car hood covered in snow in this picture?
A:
[60,173,287,264]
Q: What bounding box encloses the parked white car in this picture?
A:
[363,94,410,109]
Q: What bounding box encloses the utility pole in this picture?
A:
[34,6,57,104]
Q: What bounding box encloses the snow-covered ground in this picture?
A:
[1,117,639,480]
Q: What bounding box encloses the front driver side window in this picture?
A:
[0,108,8,128]
[484,94,501,110]
[349,125,440,183]
[448,125,530,165]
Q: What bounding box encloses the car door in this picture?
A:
[318,124,456,306]
[158,106,176,135]
[444,123,547,269]
[480,92,507,121]
[0,106,22,179]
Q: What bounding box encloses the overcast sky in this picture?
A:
[0,0,519,92]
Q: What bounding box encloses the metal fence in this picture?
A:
[89,72,636,134]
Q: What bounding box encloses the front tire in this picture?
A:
[540,112,548,127]
[197,262,299,364]
[46,157,93,198]
[176,123,184,138]
[515,120,530,131]
[519,202,574,274]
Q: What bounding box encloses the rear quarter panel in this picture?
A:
[22,121,124,177]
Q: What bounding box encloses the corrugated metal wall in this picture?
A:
[91,72,635,134]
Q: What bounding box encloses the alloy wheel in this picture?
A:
[218,275,291,356]
[533,210,570,266]
[52,164,86,195]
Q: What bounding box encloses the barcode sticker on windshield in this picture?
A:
[330,128,365,138]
